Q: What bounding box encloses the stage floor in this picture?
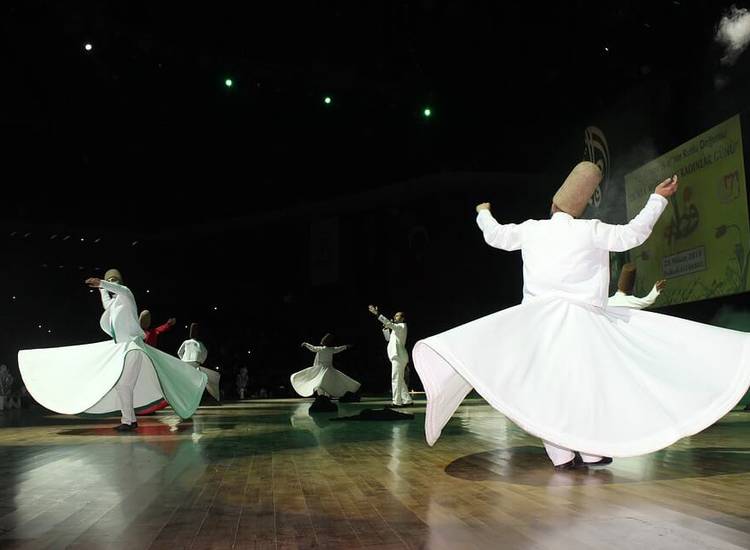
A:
[0,397,749,549]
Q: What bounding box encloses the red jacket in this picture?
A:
[144,321,173,347]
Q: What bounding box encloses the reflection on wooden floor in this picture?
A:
[0,397,749,549]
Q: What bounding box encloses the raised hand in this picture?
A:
[85,277,101,288]
[655,175,678,198]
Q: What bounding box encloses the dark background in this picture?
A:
[3,1,750,397]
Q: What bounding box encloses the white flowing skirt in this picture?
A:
[185,362,221,402]
[19,340,206,419]
[290,365,361,397]
[413,296,750,457]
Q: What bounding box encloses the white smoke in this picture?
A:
[715,5,750,66]
[589,140,659,225]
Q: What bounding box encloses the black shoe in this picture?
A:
[114,422,138,432]
[309,395,338,413]
[339,391,361,403]
[584,457,613,466]
[554,459,587,471]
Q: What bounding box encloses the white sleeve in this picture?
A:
[378,314,396,330]
[99,281,138,314]
[382,328,391,342]
[198,343,208,364]
[591,194,668,252]
[332,345,348,354]
[631,285,661,309]
[99,288,113,309]
[476,210,523,251]
[99,280,135,299]
[303,343,323,352]
[177,341,186,360]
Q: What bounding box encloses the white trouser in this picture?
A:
[115,350,146,425]
[543,440,602,466]
[391,357,412,405]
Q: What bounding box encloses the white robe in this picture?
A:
[0,365,13,398]
[607,286,660,309]
[18,281,206,419]
[379,318,412,405]
[378,316,408,361]
[236,369,249,395]
[290,344,361,397]
[0,365,14,411]
[413,194,750,457]
[178,338,208,364]
[178,338,220,402]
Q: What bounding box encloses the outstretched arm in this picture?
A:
[369,305,393,329]
[301,342,323,352]
[475,203,523,251]
[87,277,113,309]
[155,318,176,335]
[98,280,137,303]
[377,314,398,330]
[369,304,402,329]
[630,280,666,309]
[591,176,677,252]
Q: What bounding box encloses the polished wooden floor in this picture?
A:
[0,397,749,549]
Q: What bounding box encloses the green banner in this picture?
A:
[624,114,749,305]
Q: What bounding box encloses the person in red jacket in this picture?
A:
[137,310,177,414]
[139,310,176,348]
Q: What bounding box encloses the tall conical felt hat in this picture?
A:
[104,268,123,282]
[139,310,152,330]
[190,322,200,339]
[618,263,637,294]
[552,161,602,217]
